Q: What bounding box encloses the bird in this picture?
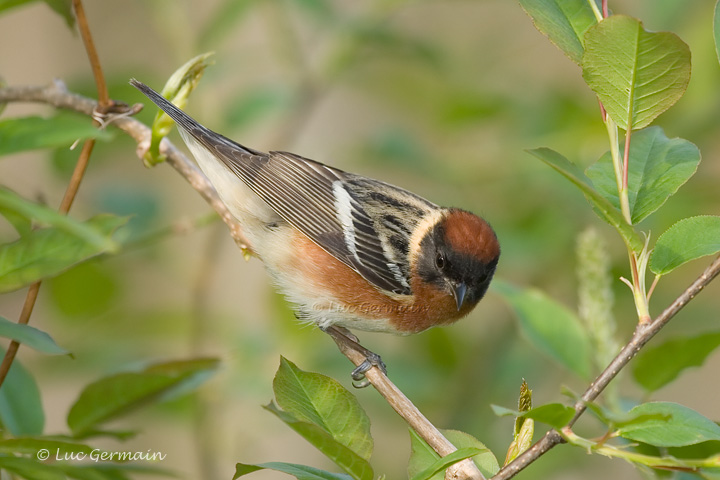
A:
[130,79,500,378]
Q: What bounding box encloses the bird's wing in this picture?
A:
[216,147,416,295]
[130,79,426,295]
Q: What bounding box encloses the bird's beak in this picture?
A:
[450,282,468,311]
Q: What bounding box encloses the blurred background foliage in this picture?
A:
[0,0,719,479]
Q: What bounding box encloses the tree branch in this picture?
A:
[72,0,109,108]
[4,81,719,480]
[324,326,484,480]
[0,81,251,251]
[0,80,484,479]
[0,0,108,390]
[494,254,720,480]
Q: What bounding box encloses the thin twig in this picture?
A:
[0,119,96,389]
[324,327,485,480]
[0,111,98,389]
[493,255,720,480]
[4,82,720,480]
[1,81,477,477]
[72,0,109,108]
[62,135,96,213]
[571,254,720,422]
[0,283,40,385]
[0,82,251,250]
[0,0,107,389]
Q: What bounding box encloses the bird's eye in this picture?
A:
[435,253,445,270]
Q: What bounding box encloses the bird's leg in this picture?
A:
[322,326,387,388]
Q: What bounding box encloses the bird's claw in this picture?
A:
[322,325,388,388]
[351,351,387,388]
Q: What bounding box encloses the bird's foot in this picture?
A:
[322,325,387,388]
[350,351,387,388]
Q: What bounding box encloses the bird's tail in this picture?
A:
[129,78,260,155]
[130,79,203,133]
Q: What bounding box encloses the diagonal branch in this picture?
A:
[325,326,484,480]
[494,254,720,480]
[72,0,109,109]
[0,0,108,390]
[0,81,251,251]
[0,80,481,478]
[3,82,720,480]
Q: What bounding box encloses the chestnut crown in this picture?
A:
[416,209,500,310]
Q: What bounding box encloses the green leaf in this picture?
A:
[234,462,354,480]
[0,187,121,251]
[0,206,32,236]
[0,0,40,14]
[632,331,720,391]
[0,0,33,13]
[491,403,574,429]
[0,315,69,355]
[0,348,44,436]
[527,147,643,253]
[617,402,720,447]
[445,430,499,478]
[0,437,94,457]
[273,357,372,461]
[714,0,720,65]
[408,429,440,480]
[582,15,691,130]
[505,417,534,466]
[61,463,174,479]
[491,405,520,418]
[493,280,592,379]
[519,0,599,64]
[69,428,138,441]
[139,53,214,166]
[563,390,667,428]
[515,379,533,435]
[67,358,219,436]
[586,127,700,224]
[0,114,112,155]
[504,382,536,465]
[264,404,374,480]
[650,216,720,275]
[42,0,74,28]
[703,468,720,480]
[0,455,173,480]
[409,447,482,480]
[0,456,65,480]
[0,214,127,293]
[269,358,373,480]
[520,404,575,428]
[407,429,499,480]
[0,0,74,29]
[668,441,720,461]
